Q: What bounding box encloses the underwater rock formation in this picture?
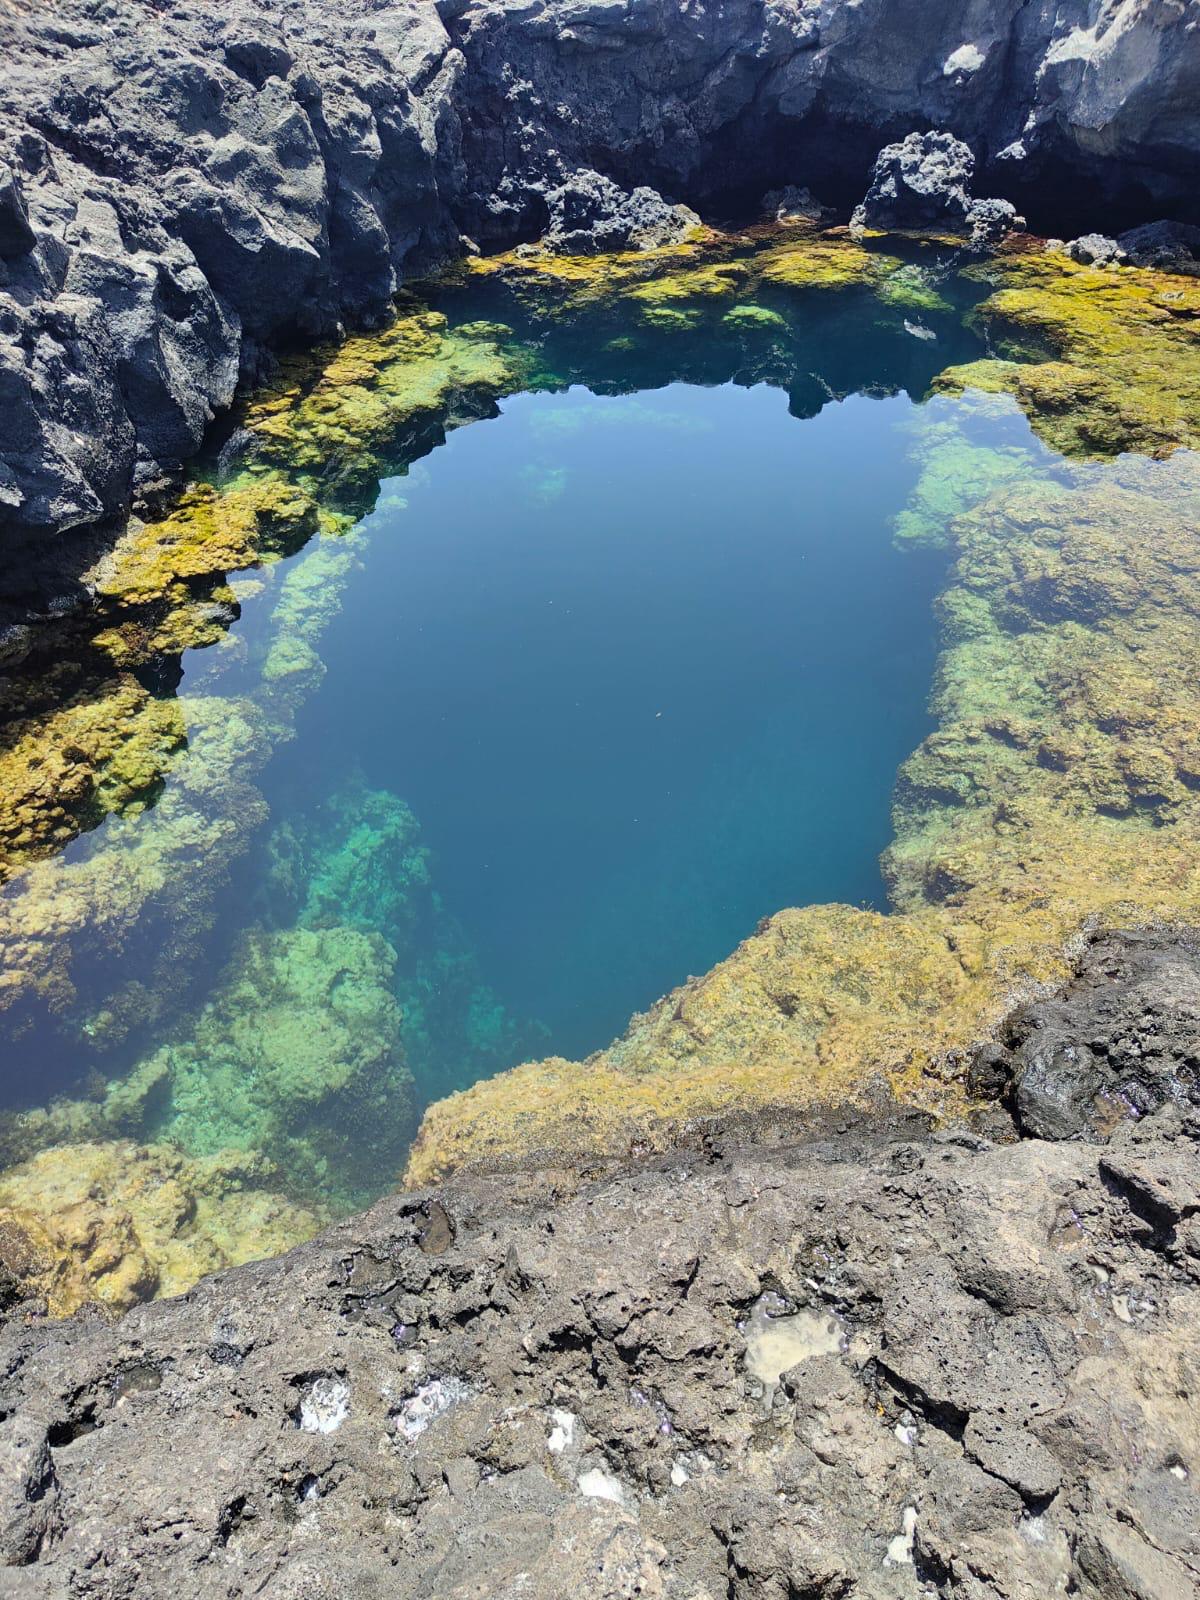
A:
[132,924,414,1207]
[264,780,542,1102]
[3,0,1200,557]
[1,931,1196,1596]
[5,916,414,1212]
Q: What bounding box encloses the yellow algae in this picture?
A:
[242,310,519,480]
[0,1140,324,1316]
[756,233,878,291]
[0,668,186,879]
[936,248,1200,458]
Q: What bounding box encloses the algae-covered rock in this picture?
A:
[265,783,433,949]
[264,780,545,1102]
[0,666,186,879]
[936,248,1200,458]
[140,925,414,1206]
[0,1139,322,1317]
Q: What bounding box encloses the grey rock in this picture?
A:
[986,929,1200,1140]
[0,164,35,259]
[1118,220,1200,277]
[0,0,463,547]
[0,930,1197,1599]
[852,130,978,233]
[853,133,1023,247]
[1067,232,1126,266]
[967,196,1024,250]
[543,170,699,256]
[0,1415,58,1567]
[963,1411,1063,1503]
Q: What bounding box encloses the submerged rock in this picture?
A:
[0,1139,322,1318]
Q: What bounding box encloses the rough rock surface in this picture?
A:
[851,131,1022,245]
[0,0,464,549]
[2,0,1200,559]
[542,168,699,256]
[1067,232,1126,266]
[1,930,1197,1597]
[1118,219,1200,276]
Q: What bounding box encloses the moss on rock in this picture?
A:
[0,1140,324,1317]
[936,248,1200,458]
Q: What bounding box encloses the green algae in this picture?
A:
[874,264,954,315]
[263,780,545,1104]
[891,396,1039,550]
[8,221,1200,1297]
[722,304,789,332]
[936,247,1200,458]
[134,924,412,1206]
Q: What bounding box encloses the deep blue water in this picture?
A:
[269,381,943,1079]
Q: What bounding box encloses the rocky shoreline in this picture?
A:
[3,0,1199,572]
[3,8,1200,1593]
[1,928,1197,1597]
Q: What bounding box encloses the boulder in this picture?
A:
[1067,233,1126,266]
[852,131,1022,246]
[544,170,699,255]
[852,131,977,232]
[1118,220,1200,276]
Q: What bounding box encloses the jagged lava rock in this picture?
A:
[2,0,1200,558]
[0,934,1197,1596]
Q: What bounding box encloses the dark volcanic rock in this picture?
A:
[851,131,1023,246]
[852,130,979,232]
[543,169,699,255]
[1067,232,1127,266]
[2,0,1200,560]
[986,928,1200,1141]
[0,932,1198,1597]
[1118,219,1200,276]
[0,0,463,547]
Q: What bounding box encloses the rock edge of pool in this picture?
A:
[1,928,1198,1598]
[3,2,1200,1594]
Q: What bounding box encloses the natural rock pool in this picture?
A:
[2,226,1199,1312]
[270,381,948,1079]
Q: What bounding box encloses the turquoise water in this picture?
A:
[1,258,1012,1214]
[264,381,943,1094]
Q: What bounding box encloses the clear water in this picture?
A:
[0,252,1017,1225]
[269,382,943,1089]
